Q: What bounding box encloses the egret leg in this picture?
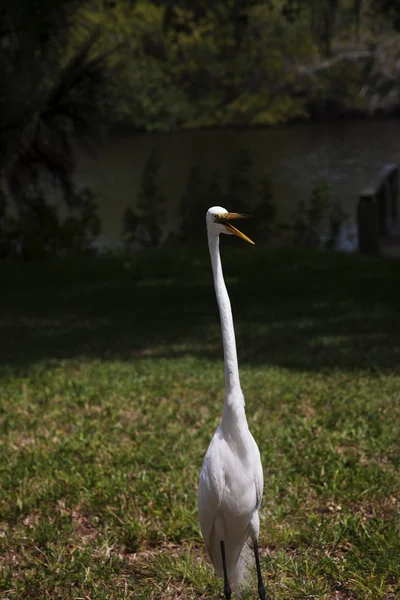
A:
[253,539,266,600]
[220,540,232,600]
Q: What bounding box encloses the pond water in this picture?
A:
[74,119,400,249]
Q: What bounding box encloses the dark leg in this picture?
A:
[220,540,232,600]
[253,539,266,600]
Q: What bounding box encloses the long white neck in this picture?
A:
[208,233,243,403]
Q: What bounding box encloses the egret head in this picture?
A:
[206,206,255,245]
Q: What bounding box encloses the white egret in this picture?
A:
[198,207,266,599]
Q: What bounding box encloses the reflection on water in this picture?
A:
[321,222,358,253]
[74,119,400,246]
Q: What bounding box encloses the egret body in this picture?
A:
[198,207,266,599]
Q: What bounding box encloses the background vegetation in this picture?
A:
[0,0,399,256]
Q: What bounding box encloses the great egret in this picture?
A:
[198,206,266,599]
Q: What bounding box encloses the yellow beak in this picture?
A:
[213,212,255,245]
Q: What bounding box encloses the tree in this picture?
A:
[353,0,363,43]
[123,150,166,247]
[371,0,400,31]
[281,0,340,56]
[0,0,126,256]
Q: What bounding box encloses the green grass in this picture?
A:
[0,246,399,599]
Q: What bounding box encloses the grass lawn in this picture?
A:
[0,246,399,599]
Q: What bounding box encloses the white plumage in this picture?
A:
[198,207,266,599]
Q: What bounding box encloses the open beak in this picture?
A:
[213,212,255,245]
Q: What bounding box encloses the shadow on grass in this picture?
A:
[1,247,400,374]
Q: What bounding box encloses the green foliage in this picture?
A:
[1,0,398,144]
[161,2,316,128]
[176,150,276,245]
[307,55,371,119]
[123,149,166,247]
[0,3,120,188]
[107,0,400,128]
[254,175,277,241]
[221,149,278,243]
[124,148,276,248]
[1,0,400,138]
[0,1,125,258]
[371,0,400,31]
[0,187,101,260]
[178,165,206,244]
[291,180,343,247]
[62,188,102,253]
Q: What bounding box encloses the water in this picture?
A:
[74,119,400,248]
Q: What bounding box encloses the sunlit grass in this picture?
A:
[0,247,399,598]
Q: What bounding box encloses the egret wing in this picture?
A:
[198,429,226,554]
[251,433,264,510]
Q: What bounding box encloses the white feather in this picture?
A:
[198,206,264,595]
